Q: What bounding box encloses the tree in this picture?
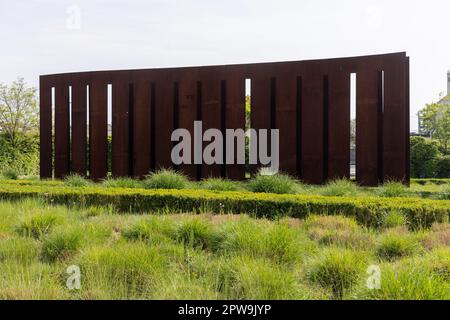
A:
[0,78,39,147]
[418,103,450,155]
[410,136,441,178]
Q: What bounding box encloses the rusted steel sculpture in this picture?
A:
[40,52,410,186]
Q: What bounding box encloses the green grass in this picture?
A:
[0,198,448,300]
[247,172,301,194]
[143,169,189,190]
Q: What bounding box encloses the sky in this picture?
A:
[1,0,449,131]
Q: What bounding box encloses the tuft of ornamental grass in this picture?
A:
[64,174,91,187]
[122,216,176,244]
[16,213,62,239]
[376,181,408,198]
[174,217,222,251]
[375,230,421,261]
[102,177,143,189]
[383,210,407,229]
[247,172,301,194]
[41,228,83,262]
[305,247,367,299]
[0,238,41,264]
[143,169,189,190]
[200,178,242,192]
[320,179,359,197]
[1,169,19,180]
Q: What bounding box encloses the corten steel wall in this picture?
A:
[40,52,410,186]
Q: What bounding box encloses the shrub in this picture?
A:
[436,156,450,178]
[102,177,143,189]
[201,178,241,192]
[247,172,300,194]
[17,213,61,238]
[174,218,221,250]
[64,174,91,187]
[411,137,440,178]
[320,179,358,197]
[41,229,83,262]
[375,231,421,261]
[377,181,408,198]
[1,169,19,180]
[306,248,366,299]
[143,169,189,190]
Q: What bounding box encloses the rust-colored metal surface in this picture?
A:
[40,52,410,185]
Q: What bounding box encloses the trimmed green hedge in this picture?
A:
[0,183,449,229]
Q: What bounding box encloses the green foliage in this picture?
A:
[383,210,407,229]
[64,174,91,187]
[320,179,358,197]
[174,218,221,250]
[411,137,441,178]
[1,168,18,180]
[247,172,300,194]
[0,133,39,176]
[201,178,242,192]
[377,181,408,197]
[436,156,450,178]
[41,228,83,262]
[375,230,421,261]
[102,177,143,189]
[143,169,189,190]
[306,248,366,299]
[418,103,450,155]
[17,213,61,238]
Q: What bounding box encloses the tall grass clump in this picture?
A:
[375,230,421,261]
[320,179,358,197]
[247,172,301,194]
[64,174,91,187]
[41,228,83,262]
[201,178,242,192]
[17,213,61,238]
[102,177,143,189]
[143,169,189,190]
[1,168,19,180]
[122,216,176,244]
[377,181,408,197]
[383,210,407,229]
[306,248,366,299]
[174,218,221,250]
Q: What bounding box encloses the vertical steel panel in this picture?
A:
[89,78,108,180]
[71,80,87,176]
[201,68,223,178]
[39,77,53,178]
[356,64,381,186]
[133,78,151,178]
[54,81,70,178]
[302,63,325,184]
[224,67,246,180]
[112,77,130,177]
[154,71,174,170]
[405,57,410,184]
[328,66,350,180]
[383,53,408,182]
[251,68,272,175]
[276,70,297,176]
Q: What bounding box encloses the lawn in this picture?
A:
[0,172,449,300]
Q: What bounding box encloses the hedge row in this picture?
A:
[0,184,449,229]
[411,178,450,185]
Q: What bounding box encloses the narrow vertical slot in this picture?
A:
[196,81,203,180]
[377,70,384,183]
[220,80,226,178]
[107,84,112,175]
[150,83,156,172]
[86,85,90,177]
[323,75,329,182]
[245,78,251,178]
[296,76,302,179]
[350,73,357,180]
[51,87,56,178]
[173,82,179,170]
[128,83,134,176]
[68,86,72,169]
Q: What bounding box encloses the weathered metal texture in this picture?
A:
[39,77,52,178]
[54,79,70,179]
[40,52,409,186]
[71,76,88,176]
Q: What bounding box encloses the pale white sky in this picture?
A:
[1,0,449,130]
